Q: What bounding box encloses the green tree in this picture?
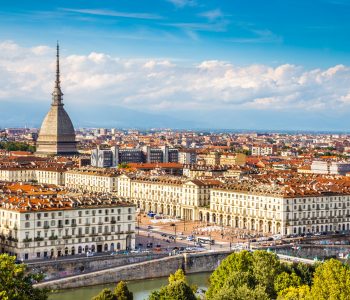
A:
[274,272,302,295]
[0,141,35,152]
[91,281,133,300]
[114,281,133,300]
[212,284,269,300]
[277,285,311,300]
[92,288,116,300]
[0,254,48,300]
[206,250,253,299]
[310,259,350,300]
[169,269,186,283]
[206,250,282,299]
[291,263,315,286]
[118,163,130,169]
[148,269,196,300]
[251,250,281,296]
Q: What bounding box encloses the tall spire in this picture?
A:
[52,41,63,106]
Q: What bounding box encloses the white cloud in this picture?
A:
[62,8,162,20]
[167,0,197,8]
[0,41,350,114]
[199,9,223,21]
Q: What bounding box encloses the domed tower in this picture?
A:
[36,43,78,156]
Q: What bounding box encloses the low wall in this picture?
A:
[35,250,232,290]
[29,253,167,281]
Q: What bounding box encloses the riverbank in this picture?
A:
[35,251,231,290]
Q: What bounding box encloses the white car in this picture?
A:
[186,236,195,241]
[86,251,94,257]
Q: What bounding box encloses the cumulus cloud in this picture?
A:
[0,40,350,113]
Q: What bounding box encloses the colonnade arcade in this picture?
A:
[198,210,283,234]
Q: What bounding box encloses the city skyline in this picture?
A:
[1,0,350,130]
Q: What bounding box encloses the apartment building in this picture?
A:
[251,144,277,156]
[178,150,197,164]
[199,179,350,236]
[91,145,178,167]
[65,168,119,192]
[0,184,135,260]
[0,167,65,185]
[219,153,246,166]
[117,174,221,221]
[311,160,350,175]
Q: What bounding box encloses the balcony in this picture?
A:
[111,220,116,224]
[23,238,32,243]
[34,237,44,242]
[58,224,64,228]
[48,236,58,240]
[71,223,77,227]
[43,225,50,229]
[62,235,72,239]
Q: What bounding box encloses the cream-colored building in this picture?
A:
[219,153,246,166]
[0,167,65,185]
[0,190,135,260]
[65,169,118,192]
[183,165,228,178]
[200,152,220,166]
[117,174,221,220]
[198,182,350,236]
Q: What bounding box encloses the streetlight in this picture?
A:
[170,223,176,243]
[137,213,140,235]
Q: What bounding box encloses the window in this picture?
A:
[25,214,30,221]
[25,222,30,228]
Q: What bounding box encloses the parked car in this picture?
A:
[130,249,142,254]
[86,251,94,257]
[186,236,195,241]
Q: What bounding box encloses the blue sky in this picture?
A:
[0,0,350,130]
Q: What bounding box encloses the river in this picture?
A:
[49,272,211,300]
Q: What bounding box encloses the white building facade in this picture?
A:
[0,195,135,260]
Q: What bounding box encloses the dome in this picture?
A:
[37,105,76,142]
[36,104,78,155]
[35,43,78,156]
